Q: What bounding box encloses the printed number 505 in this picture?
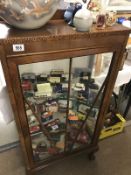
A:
[13,44,24,52]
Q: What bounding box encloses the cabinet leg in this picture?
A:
[26,168,34,175]
[88,152,96,160]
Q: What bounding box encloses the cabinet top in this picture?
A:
[0,20,131,44]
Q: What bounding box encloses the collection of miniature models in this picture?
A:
[19,58,100,161]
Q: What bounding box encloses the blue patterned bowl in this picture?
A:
[0,0,60,29]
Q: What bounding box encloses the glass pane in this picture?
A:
[66,53,112,151]
[18,53,113,158]
[18,59,70,162]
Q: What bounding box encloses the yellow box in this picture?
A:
[99,113,126,139]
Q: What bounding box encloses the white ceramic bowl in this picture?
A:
[0,0,60,30]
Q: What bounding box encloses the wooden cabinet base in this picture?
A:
[26,145,98,175]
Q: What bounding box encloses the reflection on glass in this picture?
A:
[19,59,70,161]
[66,55,110,151]
[18,53,112,160]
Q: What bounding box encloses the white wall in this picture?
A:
[0,62,19,146]
[0,120,18,146]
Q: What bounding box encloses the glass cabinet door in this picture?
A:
[18,59,70,161]
[65,56,99,151]
[66,54,111,151]
[18,53,112,161]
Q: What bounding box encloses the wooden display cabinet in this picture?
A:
[0,16,130,175]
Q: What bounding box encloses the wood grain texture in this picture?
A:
[0,20,130,44]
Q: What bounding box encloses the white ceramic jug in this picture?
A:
[73,0,93,32]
